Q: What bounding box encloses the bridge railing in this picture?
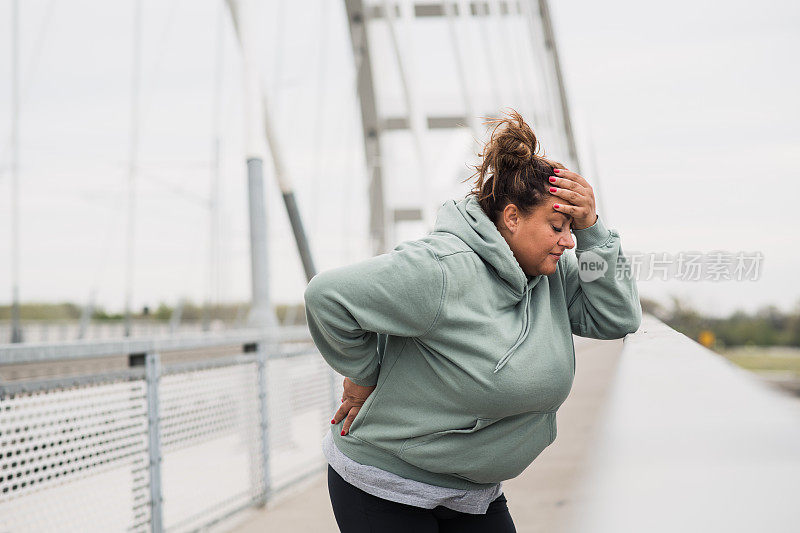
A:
[0,326,340,533]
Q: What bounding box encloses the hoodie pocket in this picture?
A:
[399,417,498,454]
[398,411,557,485]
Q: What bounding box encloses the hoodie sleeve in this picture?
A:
[561,215,642,339]
[303,241,445,387]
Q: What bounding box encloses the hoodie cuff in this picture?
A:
[573,214,612,251]
[349,367,380,387]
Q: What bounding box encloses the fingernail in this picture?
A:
[554,204,560,208]
[549,187,556,193]
[554,169,560,173]
[549,177,556,182]
[341,430,346,436]
[331,419,335,424]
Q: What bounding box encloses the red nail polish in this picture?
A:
[554,169,560,173]
[331,419,335,424]
[549,187,556,193]
[341,430,346,436]
[549,177,556,182]
[554,204,560,208]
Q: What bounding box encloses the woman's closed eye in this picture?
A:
[551,225,563,232]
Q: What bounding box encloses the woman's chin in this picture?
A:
[544,257,560,273]
[526,262,558,277]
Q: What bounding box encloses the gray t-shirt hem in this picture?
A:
[322,430,503,515]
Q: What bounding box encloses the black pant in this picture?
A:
[327,464,517,532]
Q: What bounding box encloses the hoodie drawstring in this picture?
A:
[493,288,532,373]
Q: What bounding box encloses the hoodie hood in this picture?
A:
[432,195,543,373]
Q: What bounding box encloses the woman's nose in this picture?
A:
[560,232,575,248]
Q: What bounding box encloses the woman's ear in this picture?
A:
[502,204,520,233]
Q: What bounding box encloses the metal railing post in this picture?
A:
[250,341,272,505]
[144,351,164,533]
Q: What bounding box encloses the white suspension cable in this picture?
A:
[442,0,480,137]
[381,0,434,231]
[311,0,331,238]
[137,0,182,142]
[207,0,226,325]
[124,0,143,337]
[0,0,57,177]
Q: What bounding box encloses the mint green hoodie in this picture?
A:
[304,194,641,490]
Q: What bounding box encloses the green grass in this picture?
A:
[717,346,800,377]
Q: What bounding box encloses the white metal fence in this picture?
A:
[0,327,341,533]
[0,321,216,345]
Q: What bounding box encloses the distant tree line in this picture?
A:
[0,301,307,325]
[641,296,800,348]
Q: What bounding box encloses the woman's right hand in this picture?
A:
[332,377,376,436]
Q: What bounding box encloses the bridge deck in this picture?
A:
[220,314,800,532]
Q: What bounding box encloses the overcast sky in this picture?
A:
[0,0,798,318]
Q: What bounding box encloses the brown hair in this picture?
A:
[463,107,566,224]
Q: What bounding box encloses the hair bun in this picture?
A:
[463,107,566,222]
[478,108,539,174]
[496,136,532,171]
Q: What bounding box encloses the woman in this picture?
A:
[304,108,641,532]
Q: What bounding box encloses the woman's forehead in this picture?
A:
[546,209,573,223]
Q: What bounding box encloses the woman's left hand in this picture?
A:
[549,168,598,230]
[333,377,376,436]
